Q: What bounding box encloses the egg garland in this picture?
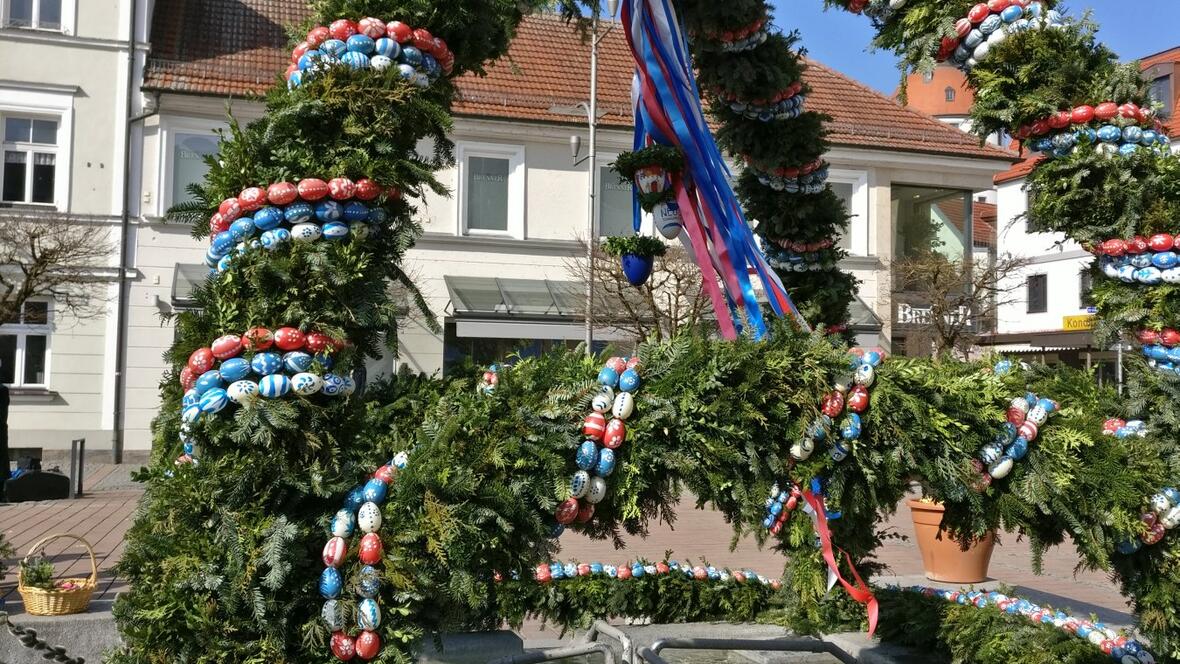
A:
[895,585,1158,664]
[1101,417,1148,439]
[285,18,454,90]
[530,558,782,590]
[743,156,829,195]
[765,243,839,273]
[710,81,807,123]
[791,349,883,463]
[973,384,1058,485]
[761,482,803,534]
[555,357,640,532]
[1117,486,1180,554]
[320,451,410,661]
[690,15,770,54]
[1018,102,1169,160]
[477,363,499,395]
[205,179,401,274]
[936,1,1063,72]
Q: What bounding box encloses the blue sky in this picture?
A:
[772,1,1180,94]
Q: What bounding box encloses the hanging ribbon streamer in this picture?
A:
[801,486,879,636]
[622,0,809,339]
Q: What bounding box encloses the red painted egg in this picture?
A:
[821,391,845,418]
[603,419,626,449]
[1163,329,1180,346]
[1118,103,1140,119]
[583,413,607,441]
[847,385,869,413]
[440,56,453,75]
[535,563,552,582]
[577,563,591,576]
[1094,102,1119,120]
[1143,522,1166,545]
[273,327,306,351]
[374,464,396,484]
[1018,420,1038,442]
[355,630,381,660]
[1142,511,1158,528]
[770,521,783,535]
[1048,111,1070,129]
[297,178,329,201]
[209,212,229,234]
[1029,119,1050,136]
[626,357,640,370]
[305,331,334,353]
[211,334,243,360]
[493,571,503,583]
[431,37,448,59]
[1006,407,1026,426]
[179,366,197,390]
[555,497,580,524]
[1099,640,1114,655]
[188,347,215,373]
[617,565,632,580]
[605,356,626,374]
[785,496,798,510]
[1137,329,1161,345]
[306,26,330,48]
[330,632,356,660]
[1125,236,1148,254]
[385,185,402,201]
[967,3,990,23]
[323,536,348,567]
[357,17,386,39]
[354,178,381,201]
[1174,235,1180,251]
[692,566,707,580]
[1099,239,1126,256]
[1149,234,1174,252]
[266,181,298,206]
[575,502,595,523]
[386,21,412,43]
[937,37,959,61]
[656,561,670,574]
[770,579,783,590]
[733,571,746,583]
[358,532,383,565]
[291,41,310,63]
[1071,105,1095,124]
[328,177,356,200]
[987,0,1010,10]
[329,19,357,41]
[217,197,241,222]
[237,187,266,212]
[955,18,972,37]
[411,28,434,51]
[1101,418,1124,435]
[243,327,274,351]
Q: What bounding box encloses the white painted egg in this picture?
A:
[1162,506,1180,530]
[854,363,875,387]
[586,476,608,504]
[331,509,356,538]
[226,380,260,405]
[790,441,812,461]
[1026,405,1047,426]
[291,372,324,395]
[340,375,357,396]
[570,470,590,499]
[612,392,635,420]
[989,456,1014,479]
[322,599,346,630]
[591,393,612,413]
[358,501,383,534]
[597,385,614,402]
[291,222,322,242]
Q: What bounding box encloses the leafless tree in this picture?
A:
[890,251,1031,360]
[0,212,114,324]
[567,239,715,342]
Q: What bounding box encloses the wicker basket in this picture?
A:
[17,533,97,616]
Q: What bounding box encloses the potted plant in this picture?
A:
[610,145,685,240]
[908,497,996,583]
[603,235,667,287]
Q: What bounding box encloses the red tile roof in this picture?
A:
[993,156,1043,185]
[143,6,1014,161]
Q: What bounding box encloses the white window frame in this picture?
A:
[0,86,72,211]
[1,0,74,33]
[828,169,870,256]
[456,141,525,239]
[159,116,227,214]
[1,300,52,388]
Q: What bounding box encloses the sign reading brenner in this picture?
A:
[1063,314,1096,331]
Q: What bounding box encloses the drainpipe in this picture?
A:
[114,0,155,463]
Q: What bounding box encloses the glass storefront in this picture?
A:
[892,185,972,261]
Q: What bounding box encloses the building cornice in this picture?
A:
[0,27,148,51]
[414,232,582,256]
[0,80,82,95]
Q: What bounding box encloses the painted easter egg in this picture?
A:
[291,222,322,242]
[297,178,329,201]
[199,388,229,414]
[854,363,875,387]
[229,217,256,241]
[237,187,266,212]
[980,442,1004,464]
[266,181,298,206]
[194,370,223,395]
[583,412,606,440]
[330,631,355,660]
[322,221,350,240]
[319,567,343,598]
[356,564,381,598]
[259,374,291,398]
[362,477,387,504]
[182,389,199,408]
[315,200,343,222]
[291,372,324,395]
[1006,406,1026,426]
[331,508,356,538]
[358,501,382,533]
[322,536,347,567]
[181,404,201,425]
[586,476,608,504]
[179,366,198,391]
[1026,405,1047,426]
[612,392,635,420]
[211,334,243,360]
[253,206,284,231]
[618,368,641,392]
[341,201,370,223]
[188,347,215,373]
[242,327,273,351]
[847,385,870,413]
[358,532,383,565]
[386,20,412,43]
[226,380,260,405]
[603,418,626,449]
[327,177,356,200]
[570,470,590,498]
[591,392,612,413]
[273,327,305,351]
[322,599,345,630]
[284,202,314,224]
[321,373,347,396]
[598,366,620,387]
[576,440,599,470]
[1018,420,1038,442]
[1007,436,1029,460]
[605,356,627,374]
[355,630,381,660]
[374,464,396,484]
[555,497,580,525]
[357,598,381,630]
[595,448,616,477]
[576,502,595,523]
[821,391,845,417]
[283,351,313,373]
[250,351,283,376]
[218,197,242,221]
[989,455,1015,479]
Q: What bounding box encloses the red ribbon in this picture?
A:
[802,488,879,636]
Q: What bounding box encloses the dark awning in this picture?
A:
[445,276,584,318]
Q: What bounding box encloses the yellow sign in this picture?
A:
[1063,315,1096,331]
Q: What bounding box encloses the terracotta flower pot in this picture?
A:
[908,499,996,584]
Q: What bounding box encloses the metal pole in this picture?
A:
[584,3,601,356]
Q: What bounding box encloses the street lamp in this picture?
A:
[570,0,619,356]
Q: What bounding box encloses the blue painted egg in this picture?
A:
[331,508,356,538]
[219,357,250,382]
[315,200,343,222]
[182,389,199,408]
[346,34,375,55]
[253,206,283,230]
[259,230,282,250]
[199,388,229,414]
[357,598,381,630]
[595,448,616,477]
[203,247,222,267]
[321,373,346,396]
[421,54,440,78]
[630,563,645,578]
[1007,436,1029,460]
[357,565,381,598]
[392,451,409,469]
[212,231,236,254]
[1097,125,1121,142]
[342,201,370,222]
[291,372,324,395]
[396,63,416,80]
[215,255,232,273]
[1000,4,1023,22]
[320,38,347,58]
[1131,253,1152,269]
[298,50,324,70]
[284,201,314,223]
[1148,344,1169,361]
[1152,251,1178,269]
[341,50,370,70]
[1122,126,1144,143]
[319,567,343,599]
[368,208,388,225]
[563,562,577,578]
[283,351,313,373]
[399,45,423,66]
[344,487,365,511]
[314,352,335,370]
[1078,127,1097,143]
[194,370,223,395]
[618,368,641,392]
[841,413,862,440]
[1034,398,1055,414]
[1120,143,1140,157]
[374,37,400,59]
[181,404,201,424]
[259,373,290,398]
[1142,130,1159,146]
[548,562,563,579]
[590,562,603,574]
[287,70,302,89]
[597,366,619,387]
[1136,266,1162,284]
[1163,487,1180,505]
[251,352,283,376]
[830,442,850,462]
[963,28,984,49]
[979,14,1001,35]
[980,442,1004,464]
[322,599,345,630]
[570,470,590,498]
[770,501,782,516]
[576,440,599,470]
[183,442,195,455]
[322,221,349,240]
[953,44,971,63]
[362,477,387,503]
[862,350,882,367]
